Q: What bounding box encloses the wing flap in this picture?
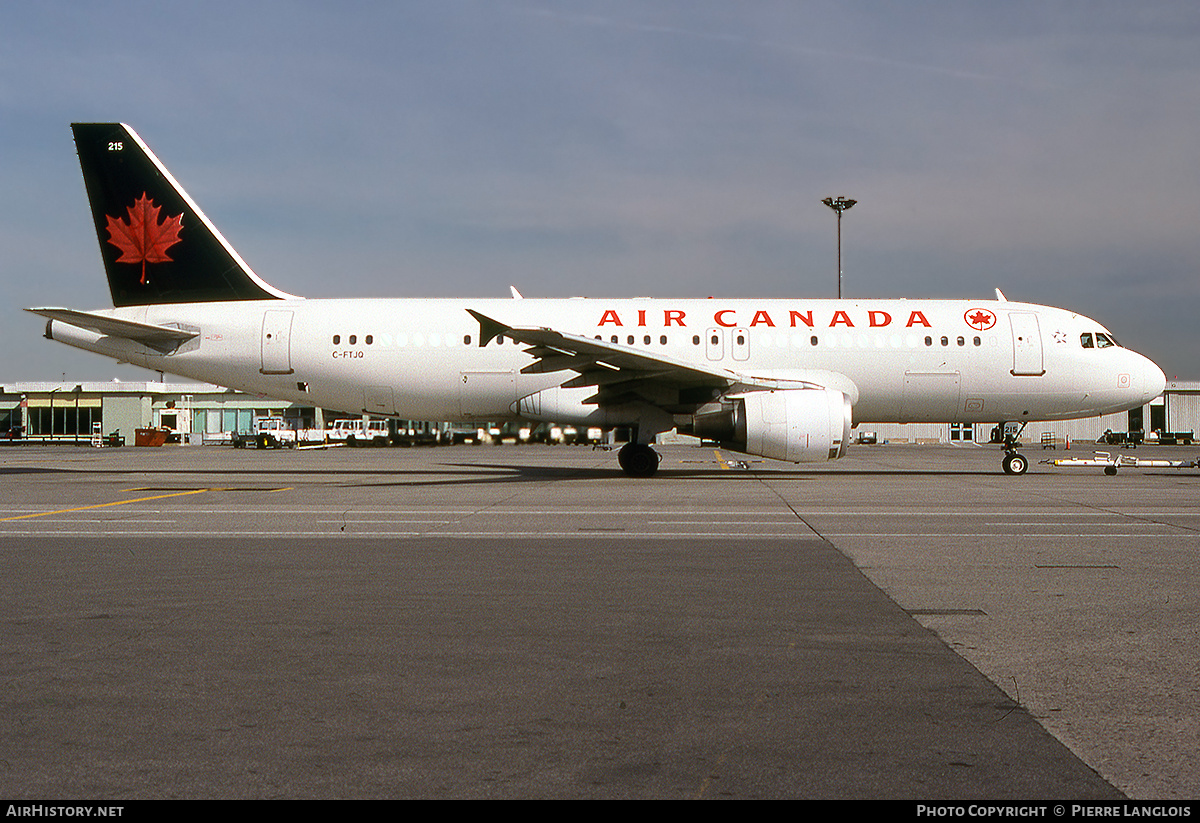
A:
[520,354,598,375]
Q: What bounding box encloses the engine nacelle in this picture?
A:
[692,389,852,463]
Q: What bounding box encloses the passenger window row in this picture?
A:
[924,336,982,347]
[591,335,672,345]
[331,330,998,351]
[332,333,474,346]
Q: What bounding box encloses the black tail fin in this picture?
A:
[71,123,298,307]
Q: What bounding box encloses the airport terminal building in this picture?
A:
[2,379,1198,449]
[0,381,316,445]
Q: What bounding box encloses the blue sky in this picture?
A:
[4,1,1199,381]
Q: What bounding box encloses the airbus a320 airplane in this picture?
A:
[29,124,1166,477]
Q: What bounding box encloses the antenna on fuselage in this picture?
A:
[995,288,1008,302]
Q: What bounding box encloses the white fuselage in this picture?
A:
[48,297,1165,427]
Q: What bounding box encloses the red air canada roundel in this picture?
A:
[964,308,997,331]
[105,192,184,285]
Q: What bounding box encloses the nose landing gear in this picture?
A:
[1002,451,1029,475]
[1000,422,1029,475]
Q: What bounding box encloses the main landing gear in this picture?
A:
[617,443,661,478]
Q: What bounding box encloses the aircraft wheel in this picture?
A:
[1104,465,1118,476]
[618,443,660,478]
[1002,453,1028,475]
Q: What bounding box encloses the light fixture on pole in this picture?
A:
[822,196,856,299]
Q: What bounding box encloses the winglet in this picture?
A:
[467,309,509,347]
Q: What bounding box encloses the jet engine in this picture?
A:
[690,389,852,462]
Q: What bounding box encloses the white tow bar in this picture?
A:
[1042,451,1200,476]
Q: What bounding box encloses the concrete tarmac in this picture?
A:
[0,440,1194,799]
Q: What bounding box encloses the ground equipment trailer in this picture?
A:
[1043,451,1200,476]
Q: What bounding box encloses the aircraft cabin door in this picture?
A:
[1009,312,1045,376]
[732,328,750,361]
[260,310,294,375]
[705,328,724,361]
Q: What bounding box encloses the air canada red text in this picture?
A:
[596,308,935,329]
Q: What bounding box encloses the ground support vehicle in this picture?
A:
[233,417,324,449]
[327,418,390,447]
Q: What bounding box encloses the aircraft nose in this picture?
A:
[1143,356,1166,403]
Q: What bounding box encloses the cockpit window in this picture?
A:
[1082,331,1120,349]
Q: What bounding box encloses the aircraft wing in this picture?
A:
[26,308,198,352]
[468,309,835,409]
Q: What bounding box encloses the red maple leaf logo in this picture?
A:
[105,193,183,285]
[964,308,997,331]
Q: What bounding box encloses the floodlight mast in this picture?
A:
[822,196,856,299]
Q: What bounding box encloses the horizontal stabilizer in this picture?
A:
[26,307,198,352]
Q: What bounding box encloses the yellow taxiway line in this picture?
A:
[0,488,212,522]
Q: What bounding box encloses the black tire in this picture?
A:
[1002,453,1028,475]
[618,443,661,478]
